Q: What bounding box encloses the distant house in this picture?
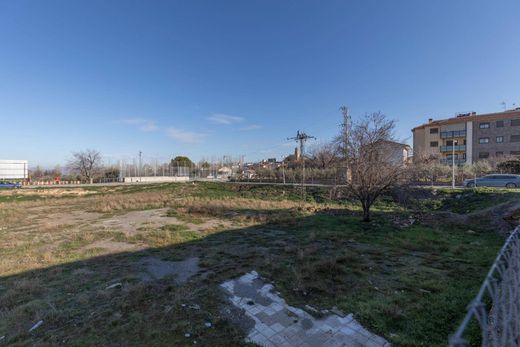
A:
[217,166,233,179]
[243,169,256,179]
[373,140,411,166]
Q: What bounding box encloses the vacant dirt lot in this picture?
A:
[0,182,515,346]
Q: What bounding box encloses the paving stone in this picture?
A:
[371,335,389,345]
[324,316,344,329]
[351,331,371,345]
[271,302,284,311]
[305,333,334,347]
[270,322,285,333]
[261,326,277,338]
[270,312,297,327]
[364,339,386,347]
[318,323,335,333]
[270,333,289,345]
[221,271,390,347]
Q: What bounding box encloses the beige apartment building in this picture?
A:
[412,108,520,165]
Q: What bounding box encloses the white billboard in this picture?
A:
[0,160,28,179]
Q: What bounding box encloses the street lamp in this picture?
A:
[452,140,458,189]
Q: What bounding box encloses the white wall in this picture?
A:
[466,121,473,164]
[123,176,189,183]
[0,160,28,179]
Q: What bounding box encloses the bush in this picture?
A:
[497,159,520,174]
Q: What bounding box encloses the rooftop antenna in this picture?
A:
[288,130,316,202]
[501,101,507,111]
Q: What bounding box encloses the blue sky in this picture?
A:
[1,0,519,167]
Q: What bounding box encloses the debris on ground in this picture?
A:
[304,304,319,313]
[221,271,390,347]
[106,282,122,290]
[29,320,43,332]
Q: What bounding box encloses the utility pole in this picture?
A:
[339,106,351,183]
[139,151,142,183]
[288,130,316,201]
[452,140,457,189]
[282,160,286,184]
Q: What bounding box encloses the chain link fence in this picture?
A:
[450,226,520,347]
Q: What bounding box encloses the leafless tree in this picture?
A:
[335,109,408,222]
[308,143,339,169]
[412,153,450,186]
[68,149,102,184]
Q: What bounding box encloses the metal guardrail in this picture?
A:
[440,145,467,152]
[440,159,467,165]
[441,130,467,139]
[449,226,520,347]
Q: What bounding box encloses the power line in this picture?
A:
[287,130,316,201]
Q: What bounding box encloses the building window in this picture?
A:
[446,140,453,146]
[496,136,504,143]
[479,152,489,159]
[511,151,520,157]
[430,141,438,147]
[511,119,520,126]
[479,122,490,129]
[430,128,439,134]
[479,137,490,144]
[511,135,520,142]
[496,120,504,127]
[496,151,504,157]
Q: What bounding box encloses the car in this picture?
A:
[464,174,520,188]
[0,181,21,188]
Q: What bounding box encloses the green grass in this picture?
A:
[259,216,502,346]
[437,187,520,213]
[402,186,520,214]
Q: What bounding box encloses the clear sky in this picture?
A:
[1,0,519,167]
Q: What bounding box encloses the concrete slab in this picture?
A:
[220,271,390,347]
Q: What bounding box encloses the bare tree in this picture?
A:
[412,153,450,186]
[68,149,102,184]
[308,143,339,169]
[335,110,407,222]
[463,160,492,186]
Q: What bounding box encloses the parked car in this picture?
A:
[0,181,21,188]
[464,174,520,188]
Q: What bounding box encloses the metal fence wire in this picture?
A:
[449,225,520,347]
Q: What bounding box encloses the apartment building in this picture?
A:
[412,108,520,165]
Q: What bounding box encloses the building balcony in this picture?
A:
[440,130,466,139]
[440,145,466,152]
[440,158,466,166]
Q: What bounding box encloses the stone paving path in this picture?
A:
[221,271,390,347]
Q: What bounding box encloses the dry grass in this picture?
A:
[0,205,26,226]
[88,191,176,212]
[0,182,508,346]
[174,197,324,224]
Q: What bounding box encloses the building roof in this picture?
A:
[412,108,520,132]
[376,139,411,149]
